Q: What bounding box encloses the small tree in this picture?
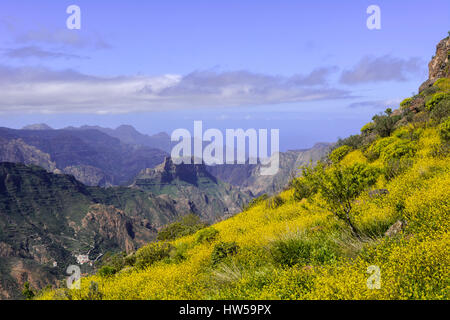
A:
[135,242,172,269]
[372,108,401,137]
[211,242,239,265]
[310,162,379,238]
[157,214,207,241]
[22,281,35,300]
[291,165,318,201]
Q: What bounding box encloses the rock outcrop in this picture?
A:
[385,220,407,237]
[419,36,450,92]
[132,157,250,222]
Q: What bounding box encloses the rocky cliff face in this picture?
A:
[139,157,218,186]
[132,157,250,222]
[419,36,450,92]
[0,138,57,172]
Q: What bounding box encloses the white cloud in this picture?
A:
[340,55,424,84]
[3,46,88,60]
[0,66,350,114]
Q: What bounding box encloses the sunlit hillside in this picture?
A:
[37,70,450,300]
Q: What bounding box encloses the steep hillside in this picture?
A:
[0,127,167,186]
[38,35,449,301]
[0,162,200,299]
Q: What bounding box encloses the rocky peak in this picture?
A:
[419,35,450,92]
[115,125,141,136]
[135,156,217,186]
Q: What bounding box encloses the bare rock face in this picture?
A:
[385,220,406,237]
[139,156,218,186]
[419,36,450,92]
[132,157,251,222]
[0,138,57,172]
[63,165,113,186]
[82,204,137,254]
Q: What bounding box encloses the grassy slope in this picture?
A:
[39,79,450,300]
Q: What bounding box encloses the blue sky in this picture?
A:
[0,0,449,150]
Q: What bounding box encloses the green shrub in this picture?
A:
[87,281,103,300]
[335,134,363,149]
[439,117,450,142]
[426,92,450,111]
[271,235,337,267]
[135,242,172,269]
[420,85,439,98]
[157,214,207,241]
[369,136,416,163]
[430,98,450,123]
[433,77,450,91]
[329,145,352,164]
[381,139,416,161]
[361,122,375,134]
[124,254,136,267]
[271,238,312,267]
[22,282,35,300]
[400,97,413,109]
[98,265,117,277]
[170,243,190,263]
[196,227,219,244]
[211,242,239,265]
[311,163,380,238]
[291,177,316,201]
[265,195,285,209]
[99,252,126,270]
[372,108,402,138]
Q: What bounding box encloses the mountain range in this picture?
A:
[0,126,168,186]
[0,118,331,299]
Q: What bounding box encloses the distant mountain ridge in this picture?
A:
[5,124,331,195]
[22,124,53,131]
[0,127,167,186]
[207,142,332,196]
[65,124,173,153]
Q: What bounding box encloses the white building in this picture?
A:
[76,254,90,265]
